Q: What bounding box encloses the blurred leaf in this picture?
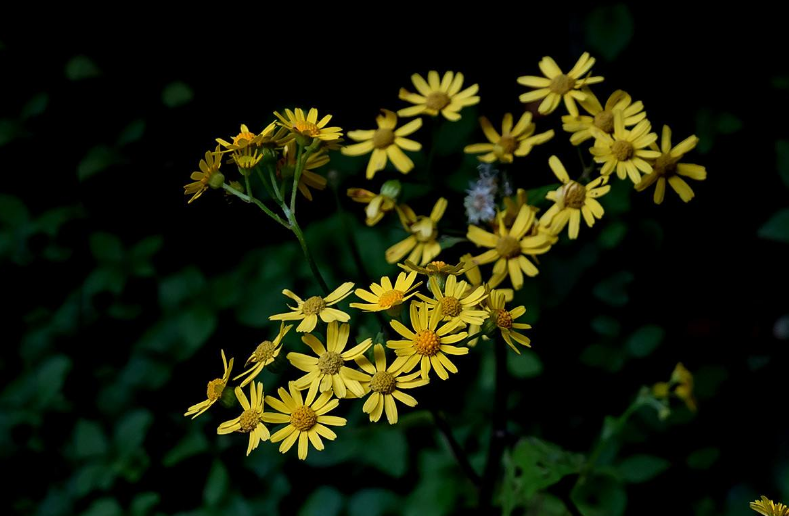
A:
[694,365,728,400]
[37,487,72,516]
[36,205,85,235]
[82,498,122,516]
[507,437,584,499]
[435,107,478,156]
[602,180,631,215]
[572,473,627,516]
[438,235,466,250]
[598,221,627,249]
[130,492,160,516]
[617,454,669,483]
[163,428,209,467]
[118,356,170,390]
[585,4,634,61]
[526,183,560,206]
[716,113,742,134]
[696,110,742,154]
[0,195,30,225]
[90,232,124,263]
[348,489,398,516]
[70,463,114,498]
[0,118,23,146]
[773,76,789,90]
[160,267,206,310]
[84,267,126,297]
[66,55,101,80]
[299,486,344,516]
[117,119,146,146]
[37,355,72,406]
[177,306,218,358]
[687,447,720,470]
[114,409,153,458]
[404,451,460,516]
[625,325,664,358]
[759,209,789,243]
[78,145,124,181]
[72,419,108,459]
[581,343,624,372]
[507,349,543,378]
[163,81,194,107]
[593,271,633,307]
[21,92,49,120]
[204,460,229,507]
[591,315,621,337]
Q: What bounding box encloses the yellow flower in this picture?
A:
[217,383,270,456]
[385,198,447,265]
[184,350,234,419]
[269,282,355,333]
[216,122,288,150]
[635,125,707,204]
[590,111,661,185]
[279,139,329,201]
[355,344,428,424]
[184,146,224,204]
[347,180,400,226]
[539,156,611,239]
[751,496,789,516]
[486,289,532,354]
[387,302,468,380]
[274,107,343,142]
[398,71,480,121]
[234,323,293,388]
[350,271,421,312]
[464,112,554,163]
[287,322,372,399]
[517,53,604,116]
[417,275,488,326]
[502,188,528,227]
[342,109,422,179]
[261,381,346,460]
[399,259,466,278]
[466,205,552,290]
[561,89,646,145]
[652,362,697,412]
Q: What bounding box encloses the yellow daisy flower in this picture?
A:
[399,260,465,278]
[269,282,355,333]
[561,89,646,145]
[387,302,468,380]
[234,323,293,388]
[342,109,422,179]
[350,271,421,312]
[184,146,224,204]
[216,122,288,151]
[398,71,480,121]
[261,381,346,460]
[464,112,555,163]
[184,349,234,419]
[466,204,552,290]
[486,289,532,354]
[635,125,707,204]
[274,107,343,142]
[355,344,428,424]
[751,496,789,516]
[517,52,604,116]
[652,362,697,412]
[539,156,611,239]
[417,275,488,326]
[279,139,329,201]
[346,179,400,226]
[287,322,372,399]
[385,198,447,265]
[216,383,270,456]
[590,111,661,185]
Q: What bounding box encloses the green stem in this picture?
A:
[254,166,277,201]
[288,215,330,295]
[289,144,307,214]
[264,163,284,204]
[480,337,508,508]
[222,184,290,230]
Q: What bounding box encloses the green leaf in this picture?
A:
[66,55,101,80]
[89,232,124,263]
[585,5,634,61]
[716,113,742,134]
[348,489,398,516]
[36,355,72,406]
[0,195,29,226]
[593,271,633,307]
[203,460,229,507]
[526,183,560,206]
[299,486,344,516]
[572,473,627,516]
[130,492,160,516]
[580,344,624,372]
[507,350,543,378]
[598,221,627,249]
[686,447,720,470]
[114,409,153,455]
[81,499,122,516]
[361,426,409,478]
[0,118,22,146]
[21,92,49,120]
[617,454,670,483]
[159,267,206,310]
[117,119,146,146]
[163,429,209,467]
[625,325,664,358]
[777,141,789,190]
[758,209,789,243]
[84,267,126,297]
[70,463,115,498]
[177,306,218,359]
[590,315,621,337]
[72,419,108,459]
[77,145,124,181]
[508,437,584,499]
[435,107,478,156]
[162,81,194,107]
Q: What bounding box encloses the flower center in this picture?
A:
[239,409,259,433]
[497,135,518,155]
[379,289,404,309]
[252,340,277,363]
[206,378,225,401]
[652,154,679,177]
[294,120,320,137]
[612,140,634,161]
[372,128,395,149]
[593,110,614,133]
[561,181,586,209]
[493,308,513,329]
[441,296,462,318]
[290,405,317,432]
[496,236,521,259]
[317,351,344,375]
[233,130,256,146]
[426,92,451,111]
[302,296,326,315]
[549,74,576,95]
[370,371,396,394]
[428,261,447,270]
[414,329,441,356]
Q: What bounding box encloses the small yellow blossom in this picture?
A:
[184,147,224,204]
[217,383,270,456]
[398,71,480,121]
[216,122,288,150]
[342,110,422,179]
[269,282,355,333]
[234,323,293,388]
[399,260,466,278]
[751,496,789,516]
[386,198,447,265]
[347,180,400,226]
[350,271,421,312]
[274,107,343,142]
[417,275,488,326]
[561,90,646,145]
[590,111,661,185]
[279,140,329,201]
[653,362,697,412]
[184,350,234,419]
[464,112,554,163]
[486,289,532,353]
[635,125,707,204]
[517,53,604,116]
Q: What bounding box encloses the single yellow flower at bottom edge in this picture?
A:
[217,383,270,456]
[486,289,532,354]
[356,344,428,424]
[387,301,468,380]
[269,282,355,332]
[385,198,448,266]
[184,349,234,419]
[350,271,421,312]
[751,496,789,516]
[262,381,346,460]
[287,321,372,399]
[342,109,422,179]
[635,125,707,204]
[234,323,293,388]
[417,274,488,326]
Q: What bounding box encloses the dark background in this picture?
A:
[2,6,788,516]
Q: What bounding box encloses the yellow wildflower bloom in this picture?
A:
[280,139,329,201]
[417,275,488,326]
[561,89,646,145]
[355,344,428,424]
[350,271,421,312]
[216,122,288,150]
[346,180,400,226]
[635,125,707,204]
[217,383,269,456]
[184,350,234,419]
[184,146,224,204]
[467,205,552,290]
[590,111,661,184]
[269,282,355,333]
[385,198,447,265]
[652,362,697,412]
[502,189,528,227]
[399,260,466,278]
[517,53,604,116]
[398,71,480,121]
[274,107,343,142]
[342,109,422,179]
[486,289,532,354]
[234,323,293,388]
[751,496,789,516]
[287,322,372,399]
[262,381,346,460]
[539,156,611,239]
[464,112,554,163]
[387,302,468,380]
